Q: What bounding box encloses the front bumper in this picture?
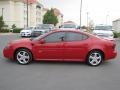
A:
[3,47,14,60]
[20,33,31,37]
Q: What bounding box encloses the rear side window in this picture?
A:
[66,32,88,41]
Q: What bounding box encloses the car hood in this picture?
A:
[93,30,113,34]
[20,30,32,33]
[10,38,32,45]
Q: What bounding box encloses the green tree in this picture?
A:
[12,24,16,29]
[0,16,5,31]
[43,9,58,26]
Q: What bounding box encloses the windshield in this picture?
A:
[61,24,76,28]
[95,26,112,30]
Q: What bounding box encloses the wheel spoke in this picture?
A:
[18,53,23,57]
[25,56,29,59]
[89,55,94,60]
[94,53,98,57]
[23,59,27,63]
[90,59,95,64]
[23,51,26,56]
[96,56,101,60]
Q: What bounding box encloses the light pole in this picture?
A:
[1,8,4,17]
[86,12,89,28]
[106,14,109,25]
[80,0,82,28]
[27,0,29,27]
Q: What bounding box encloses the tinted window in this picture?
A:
[66,32,88,41]
[44,32,65,43]
[95,25,112,30]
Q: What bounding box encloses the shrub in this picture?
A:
[0,29,9,33]
[13,28,22,33]
[113,32,120,38]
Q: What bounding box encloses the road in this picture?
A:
[0,34,120,90]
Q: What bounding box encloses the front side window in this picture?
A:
[44,32,65,43]
[66,32,88,41]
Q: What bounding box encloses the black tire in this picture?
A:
[15,49,32,65]
[87,51,103,66]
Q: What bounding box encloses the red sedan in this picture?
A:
[3,30,117,66]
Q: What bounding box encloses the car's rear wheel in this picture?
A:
[87,51,103,66]
[15,49,32,65]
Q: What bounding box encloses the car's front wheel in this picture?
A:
[87,51,103,66]
[15,49,32,65]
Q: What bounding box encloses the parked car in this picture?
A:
[31,24,54,37]
[93,25,114,41]
[31,27,47,37]
[20,27,34,37]
[3,30,117,66]
[37,24,54,31]
[60,23,77,30]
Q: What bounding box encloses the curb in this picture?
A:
[0,33,15,35]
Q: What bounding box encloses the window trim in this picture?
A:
[37,31,89,43]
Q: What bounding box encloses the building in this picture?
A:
[0,0,43,28]
[53,8,63,27]
[113,18,120,32]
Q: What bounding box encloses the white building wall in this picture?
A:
[15,2,24,28]
[0,0,44,28]
[36,5,43,25]
[0,0,15,28]
[30,3,37,27]
[113,20,120,32]
[56,15,63,27]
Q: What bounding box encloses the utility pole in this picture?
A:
[27,0,29,27]
[80,0,82,28]
[106,11,110,25]
[86,12,89,28]
[2,8,4,17]
[106,14,109,25]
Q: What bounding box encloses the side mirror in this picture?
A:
[39,39,45,44]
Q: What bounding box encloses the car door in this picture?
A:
[63,31,89,61]
[33,31,65,61]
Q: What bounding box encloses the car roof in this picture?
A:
[50,29,90,35]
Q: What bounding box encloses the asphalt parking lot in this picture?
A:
[0,34,120,90]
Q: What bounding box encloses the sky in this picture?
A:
[42,0,120,26]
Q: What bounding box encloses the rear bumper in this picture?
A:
[105,50,117,60]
